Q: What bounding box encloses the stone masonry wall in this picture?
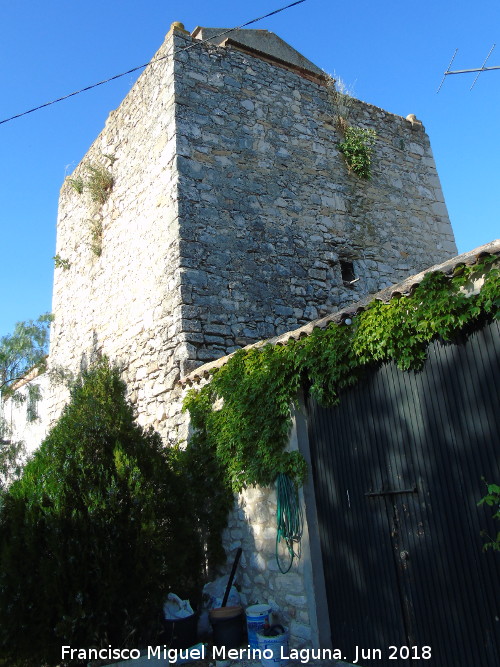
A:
[173,29,457,370]
[215,405,323,650]
[222,485,318,650]
[45,24,457,446]
[46,28,187,444]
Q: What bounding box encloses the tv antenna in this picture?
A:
[437,44,499,92]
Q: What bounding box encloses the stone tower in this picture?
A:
[46,23,457,442]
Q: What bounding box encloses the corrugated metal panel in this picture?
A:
[308,320,500,666]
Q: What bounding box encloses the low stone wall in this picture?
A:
[222,485,316,649]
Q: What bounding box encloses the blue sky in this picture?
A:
[1,0,499,336]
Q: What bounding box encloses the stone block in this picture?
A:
[266,558,281,572]
[249,553,267,572]
[303,305,319,320]
[274,572,304,593]
[285,594,307,607]
[204,323,232,335]
[241,99,255,111]
[230,528,243,540]
[290,621,312,641]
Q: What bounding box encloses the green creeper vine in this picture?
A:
[184,255,500,493]
[184,344,307,493]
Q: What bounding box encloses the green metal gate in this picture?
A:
[307,320,500,666]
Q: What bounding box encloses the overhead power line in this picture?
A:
[0,0,307,127]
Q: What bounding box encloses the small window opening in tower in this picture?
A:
[340,260,356,286]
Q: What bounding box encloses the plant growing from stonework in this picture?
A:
[53,254,71,271]
[84,162,114,206]
[183,255,500,493]
[68,160,114,206]
[88,217,103,257]
[67,175,84,194]
[324,76,377,179]
[338,122,377,179]
[67,156,115,258]
[325,74,355,122]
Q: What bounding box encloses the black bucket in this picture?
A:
[163,613,198,649]
[209,605,244,649]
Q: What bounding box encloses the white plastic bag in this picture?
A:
[203,575,240,609]
[163,592,194,620]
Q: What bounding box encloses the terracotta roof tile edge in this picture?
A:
[6,356,48,393]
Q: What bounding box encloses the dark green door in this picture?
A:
[308,320,500,666]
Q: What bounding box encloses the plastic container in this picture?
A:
[209,605,244,649]
[257,625,289,666]
[245,603,271,650]
[163,612,198,649]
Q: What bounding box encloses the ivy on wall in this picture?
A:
[184,255,500,491]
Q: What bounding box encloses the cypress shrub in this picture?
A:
[0,359,207,666]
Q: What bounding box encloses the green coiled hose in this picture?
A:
[275,472,304,573]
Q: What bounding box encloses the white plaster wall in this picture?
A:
[0,374,50,457]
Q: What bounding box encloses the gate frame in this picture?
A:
[294,391,333,649]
